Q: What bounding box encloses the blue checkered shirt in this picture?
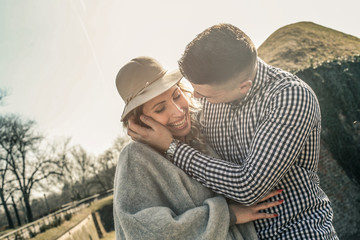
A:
[172,59,338,239]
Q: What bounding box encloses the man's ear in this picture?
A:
[238,80,252,94]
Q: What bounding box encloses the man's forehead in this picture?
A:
[191,83,218,97]
[193,90,210,98]
[192,82,218,90]
[191,80,235,95]
[191,65,256,93]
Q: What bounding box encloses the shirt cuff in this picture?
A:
[172,142,198,174]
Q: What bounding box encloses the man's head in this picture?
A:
[178,23,257,103]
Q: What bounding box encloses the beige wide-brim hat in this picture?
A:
[116,56,183,121]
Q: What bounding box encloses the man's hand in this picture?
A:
[128,115,174,152]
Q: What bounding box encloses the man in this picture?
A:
[128,24,338,239]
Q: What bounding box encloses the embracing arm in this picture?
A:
[173,85,320,204]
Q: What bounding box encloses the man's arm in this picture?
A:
[171,85,320,205]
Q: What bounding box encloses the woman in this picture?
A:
[113,56,283,240]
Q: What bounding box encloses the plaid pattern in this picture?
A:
[173,59,338,239]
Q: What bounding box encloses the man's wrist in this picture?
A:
[164,139,180,161]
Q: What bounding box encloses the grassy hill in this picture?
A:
[258,21,360,71]
[258,21,360,239]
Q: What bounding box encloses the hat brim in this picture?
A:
[121,69,183,121]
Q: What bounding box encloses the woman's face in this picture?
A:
[142,85,191,138]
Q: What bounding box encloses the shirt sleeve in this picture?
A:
[172,85,320,205]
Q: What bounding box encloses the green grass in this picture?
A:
[0,228,16,237]
[258,21,360,72]
[102,231,115,240]
[90,195,113,212]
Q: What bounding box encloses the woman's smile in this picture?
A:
[168,113,188,129]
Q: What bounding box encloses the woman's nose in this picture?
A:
[170,101,184,115]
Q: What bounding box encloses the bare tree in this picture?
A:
[36,137,71,191]
[0,115,62,222]
[61,145,95,200]
[0,155,14,229]
[10,195,22,226]
[1,90,16,227]
[91,136,131,192]
[92,149,117,192]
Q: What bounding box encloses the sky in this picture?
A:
[0,0,359,156]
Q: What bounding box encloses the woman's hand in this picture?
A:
[228,189,284,224]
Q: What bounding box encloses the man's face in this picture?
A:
[190,66,256,104]
[191,77,252,104]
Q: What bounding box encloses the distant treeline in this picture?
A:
[0,112,130,230]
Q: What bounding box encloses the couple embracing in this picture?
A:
[113,23,338,240]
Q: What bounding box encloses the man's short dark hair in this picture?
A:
[179,23,257,85]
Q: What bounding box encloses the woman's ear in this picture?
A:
[238,80,252,94]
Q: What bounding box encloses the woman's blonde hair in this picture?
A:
[122,81,209,154]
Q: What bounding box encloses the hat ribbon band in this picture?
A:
[125,70,167,105]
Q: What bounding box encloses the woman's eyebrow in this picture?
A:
[151,88,178,110]
[171,88,179,96]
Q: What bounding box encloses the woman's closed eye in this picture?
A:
[155,106,165,113]
[153,88,182,114]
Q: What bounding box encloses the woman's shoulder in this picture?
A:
[121,141,159,156]
[119,141,166,166]
[122,140,151,151]
[116,140,179,177]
